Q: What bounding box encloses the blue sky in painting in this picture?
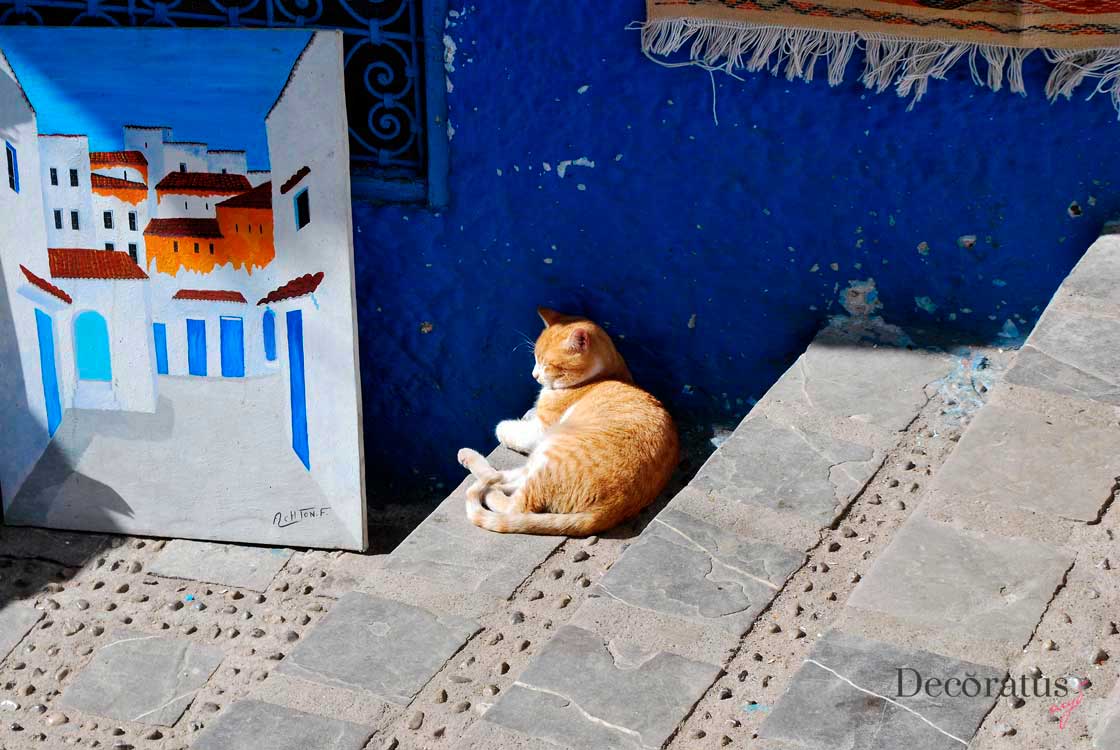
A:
[0,28,312,170]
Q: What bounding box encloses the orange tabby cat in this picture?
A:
[457,307,679,535]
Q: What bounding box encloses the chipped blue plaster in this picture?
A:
[353,0,1118,500]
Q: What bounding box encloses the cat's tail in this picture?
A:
[465,482,601,536]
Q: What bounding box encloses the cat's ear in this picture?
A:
[538,307,562,327]
[566,328,590,353]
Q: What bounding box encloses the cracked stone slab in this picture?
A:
[276,592,479,705]
[148,540,293,592]
[483,625,720,750]
[596,508,802,634]
[0,526,106,566]
[0,604,43,664]
[193,700,373,750]
[847,516,1073,650]
[690,413,879,526]
[59,631,223,726]
[760,629,1002,749]
[385,447,565,599]
[1006,312,1120,405]
[934,403,1120,522]
[766,340,949,434]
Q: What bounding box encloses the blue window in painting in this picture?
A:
[74,311,111,382]
[5,141,18,193]
[262,309,276,362]
[294,188,310,230]
[152,323,168,375]
[220,316,245,378]
[287,309,310,470]
[186,318,207,376]
[35,309,62,437]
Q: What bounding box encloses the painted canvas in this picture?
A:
[0,28,366,550]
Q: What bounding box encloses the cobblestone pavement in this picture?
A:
[1,232,1119,750]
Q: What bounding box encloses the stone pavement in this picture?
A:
[0,232,1117,750]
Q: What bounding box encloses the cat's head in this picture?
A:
[532,307,632,389]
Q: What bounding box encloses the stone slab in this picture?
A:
[482,624,720,750]
[759,629,1002,750]
[0,525,106,566]
[934,403,1120,522]
[276,591,479,705]
[385,447,565,599]
[1006,312,1120,405]
[847,516,1073,650]
[570,594,740,667]
[1058,235,1120,309]
[765,340,948,435]
[1094,678,1120,749]
[690,414,879,526]
[597,508,802,634]
[192,700,373,750]
[0,603,43,663]
[148,540,293,592]
[59,631,223,726]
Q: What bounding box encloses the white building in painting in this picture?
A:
[39,134,95,247]
[265,30,362,536]
[0,48,61,500]
[207,149,247,175]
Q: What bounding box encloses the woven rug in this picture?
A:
[642,1,1120,111]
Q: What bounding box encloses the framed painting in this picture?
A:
[0,28,366,550]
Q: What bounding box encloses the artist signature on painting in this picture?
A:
[1049,691,1084,730]
[273,506,330,528]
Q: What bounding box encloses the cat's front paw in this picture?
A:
[495,419,523,450]
[496,418,542,453]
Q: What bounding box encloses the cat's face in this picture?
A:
[533,307,615,389]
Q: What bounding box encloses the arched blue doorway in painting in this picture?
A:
[74,311,111,382]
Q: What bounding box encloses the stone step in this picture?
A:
[462,319,960,749]
[759,229,1120,750]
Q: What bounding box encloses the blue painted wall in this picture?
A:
[358,2,1113,501]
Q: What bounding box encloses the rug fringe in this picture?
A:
[642,17,1120,116]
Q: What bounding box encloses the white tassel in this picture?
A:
[639,17,1120,118]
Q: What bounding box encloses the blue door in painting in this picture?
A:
[187,319,207,376]
[152,323,168,375]
[34,309,61,436]
[74,311,111,381]
[287,309,309,469]
[220,316,245,378]
[262,309,276,361]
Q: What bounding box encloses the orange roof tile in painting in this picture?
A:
[155,172,251,194]
[257,272,324,305]
[48,248,149,280]
[90,150,148,167]
[20,265,72,304]
[144,218,223,239]
[91,174,147,191]
[217,181,272,210]
[172,289,247,303]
